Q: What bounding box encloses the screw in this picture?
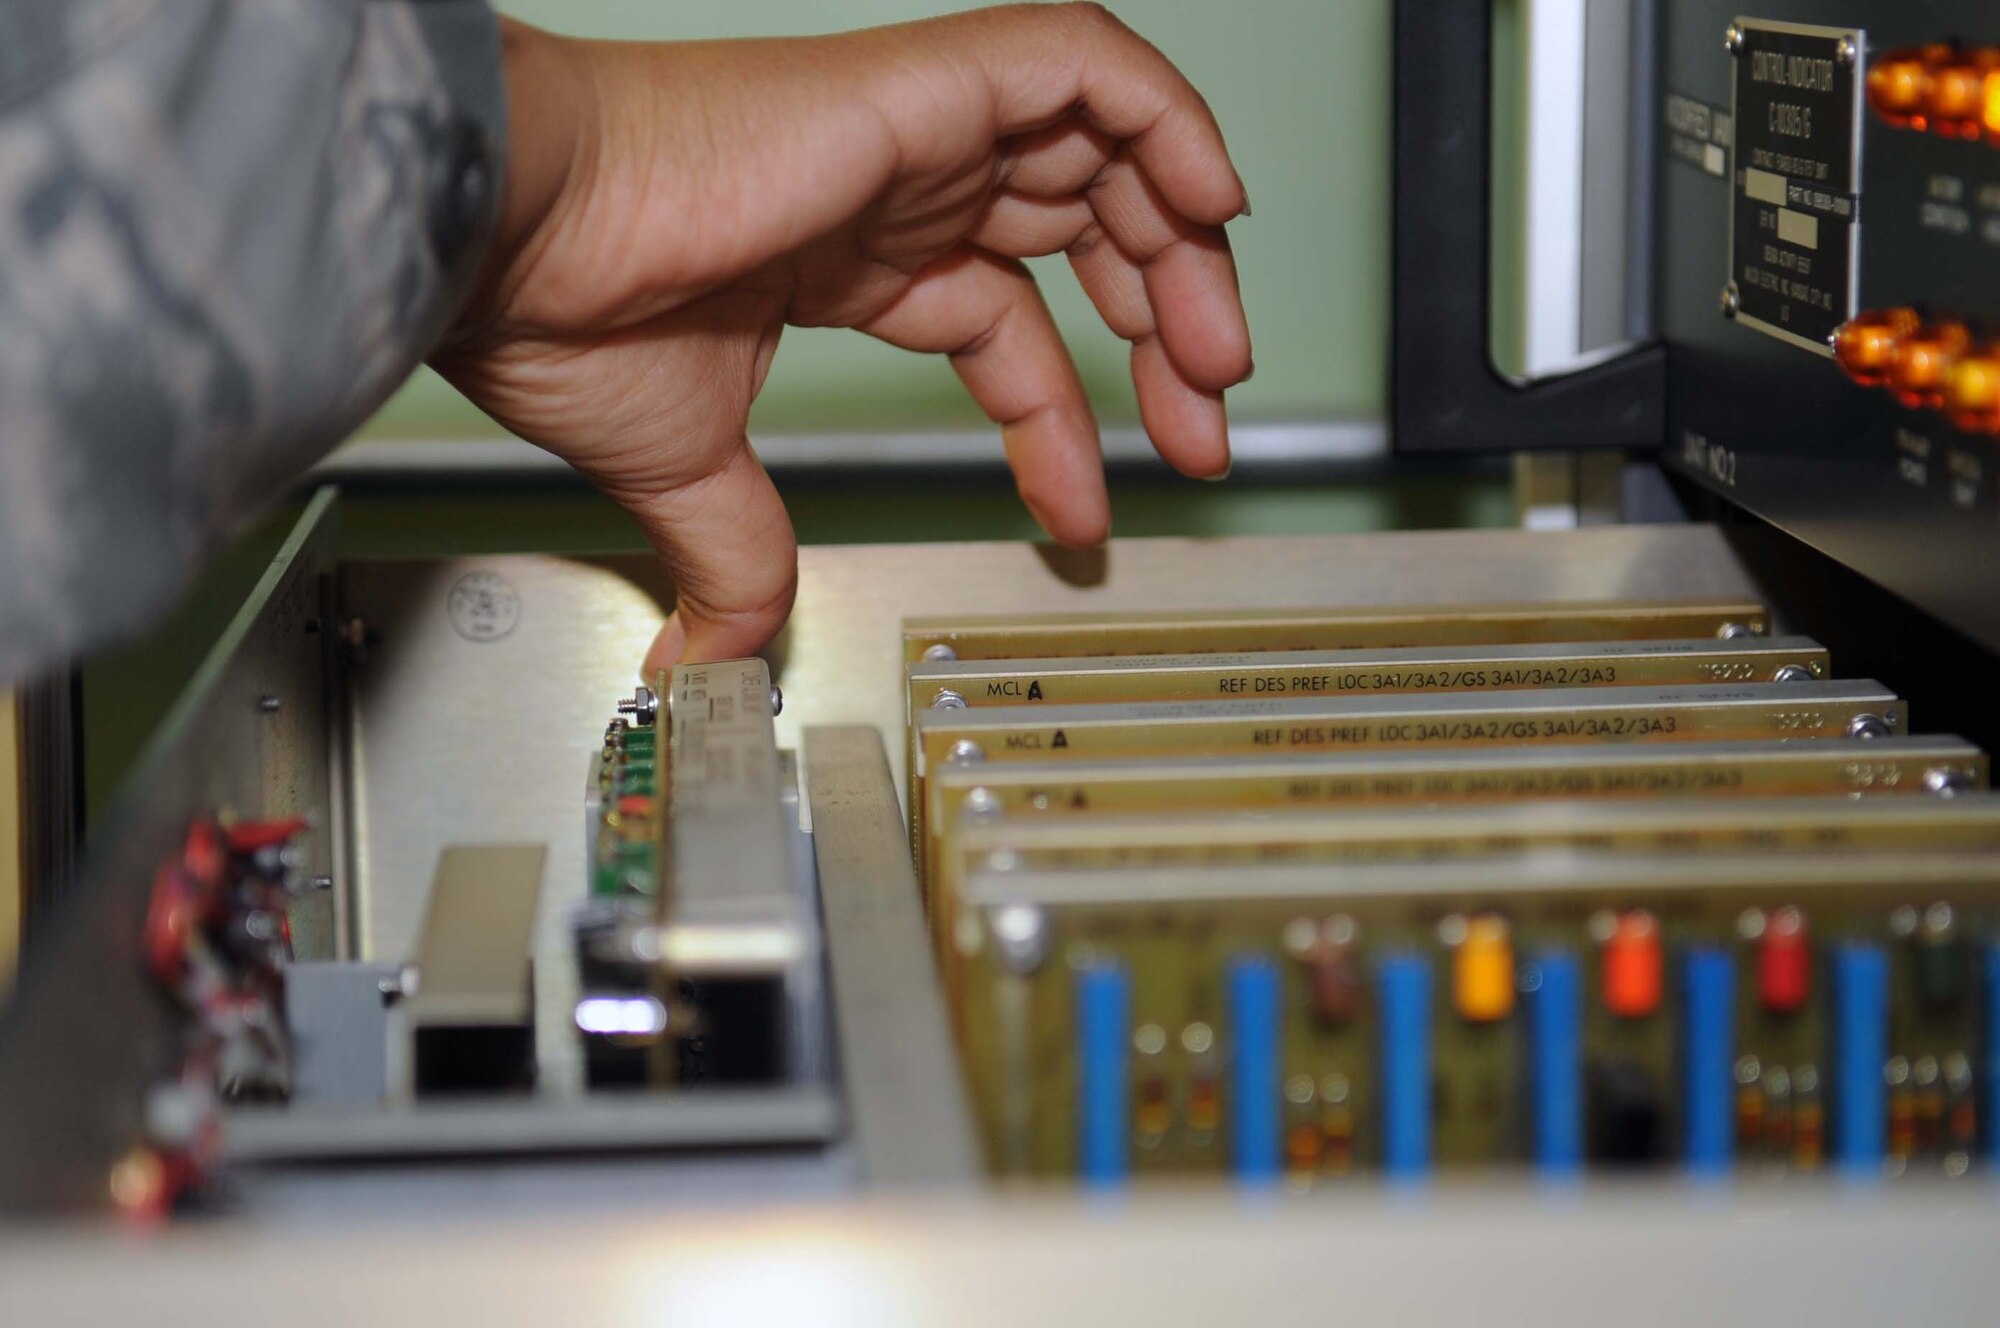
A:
[768,685,783,716]
[990,904,1049,974]
[931,688,968,710]
[617,685,659,727]
[1835,35,1856,69]
[1847,713,1891,739]
[964,787,1003,818]
[947,738,985,764]
[306,874,334,892]
[1924,767,1974,798]
[1720,283,1741,319]
[921,643,958,663]
[1724,23,1744,55]
[1718,621,1757,639]
[258,695,282,714]
[1772,664,1815,683]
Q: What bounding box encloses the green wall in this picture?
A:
[366,0,1390,437]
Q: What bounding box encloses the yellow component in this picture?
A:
[1987,65,2000,142]
[1452,913,1516,1022]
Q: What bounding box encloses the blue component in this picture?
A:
[1378,953,1432,1178]
[1076,963,1130,1184]
[1529,952,1583,1176]
[1682,946,1734,1173]
[1986,947,2000,1166]
[1833,943,1889,1175]
[1229,957,1283,1182]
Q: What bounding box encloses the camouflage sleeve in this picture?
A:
[0,0,505,683]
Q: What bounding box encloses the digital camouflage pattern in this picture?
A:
[0,0,504,682]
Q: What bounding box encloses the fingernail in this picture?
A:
[1243,359,1256,382]
[1202,463,1233,482]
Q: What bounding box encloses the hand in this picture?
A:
[431,4,1253,669]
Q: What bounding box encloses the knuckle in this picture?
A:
[1057,2,1125,37]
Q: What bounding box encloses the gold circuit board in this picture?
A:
[903,598,1772,663]
[954,851,2000,1181]
[909,682,1906,873]
[928,795,2000,982]
[908,637,1829,712]
[919,738,1988,914]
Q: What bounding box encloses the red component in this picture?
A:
[143,866,197,985]
[1602,910,1663,1019]
[616,794,654,819]
[224,817,309,854]
[1758,906,1812,1014]
[181,819,225,889]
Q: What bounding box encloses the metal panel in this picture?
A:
[0,489,339,1211]
[803,727,979,1188]
[5,1186,2000,1324]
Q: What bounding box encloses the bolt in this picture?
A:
[921,643,958,663]
[1772,664,1816,683]
[1724,23,1744,55]
[768,685,784,716]
[1835,35,1857,69]
[1847,713,1891,739]
[931,688,968,711]
[1720,283,1741,319]
[617,685,659,727]
[947,738,985,764]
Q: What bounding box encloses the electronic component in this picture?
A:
[1601,910,1664,1019]
[1682,947,1735,1173]
[1527,952,1584,1175]
[1832,945,1890,1174]
[908,637,1828,712]
[926,795,2000,962]
[1378,953,1432,1179]
[573,660,817,1088]
[952,851,2000,1179]
[903,598,1771,664]
[1228,958,1283,1182]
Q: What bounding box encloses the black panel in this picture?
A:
[1391,0,1665,454]
[1657,1,2000,653]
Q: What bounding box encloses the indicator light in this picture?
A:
[1867,46,1940,130]
[1833,308,1919,387]
[1987,61,2000,144]
[1601,909,1663,1018]
[1890,321,1971,410]
[1451,913,1515,1022]
[1926,50,1990,139]
[1944,343,2000,435]
[1757,905,1812,1014]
